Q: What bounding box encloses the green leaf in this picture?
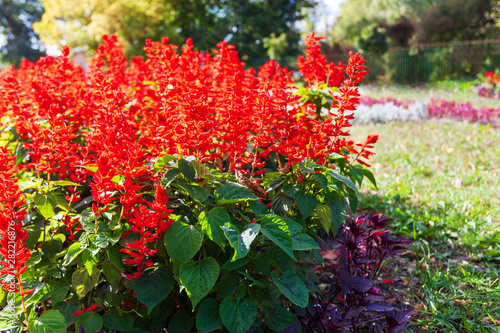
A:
[34,194,57,218]
[313,173,329,191]
[294,191,317,218]
[164,221,204,264]
[327,170,358,193]
[292,234,320,251]
[328,201,345,236]
[196,298,222,333]
[220,256,250,271]
[316,205,332,234]
[178,158,196,181]
[162,168,181,185]
[102,262,121,290]
[168,310,195,333]
[220,297,257,333]
[349,165,364,187]
[271,271,309,308]
[215,184,259,205]
[221,223,260,261]
[216,274,238,299]
[18,179,43,191]
[88,233,109,248]
[249,200,269,216]
[182,184,210,202]
[28,310,67,333]
[52,180,81,187]
[75,311,103,333]
[82,249,98,275]
[52,301,80,327]
[154,154,177,171]
[258,215,296,261]
[265,306,298,332]
[179,258,219,308]
[107,246,123,270]
[362,167,377,188]
[50,283,69,305]
[40,238,63,258]
[103,308,134,331]
[192,160,215,179]
[72,267,100,299]
[134,266,175,313]
[266,175,287,192]
[25,225,41,249]
[270,194,294,217]
[199,207,230,250]
[62,242,85,266]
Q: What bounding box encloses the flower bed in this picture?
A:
[0,33,413,332]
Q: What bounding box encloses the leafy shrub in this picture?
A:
[0,32,380,332]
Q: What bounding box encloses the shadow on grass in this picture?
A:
[358,193,500,333]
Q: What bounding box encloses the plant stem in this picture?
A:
[17,275,29,327]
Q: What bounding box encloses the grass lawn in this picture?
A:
[351,120,500,332]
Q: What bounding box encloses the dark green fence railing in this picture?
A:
[246,40,500,84]
[388,39,500,84]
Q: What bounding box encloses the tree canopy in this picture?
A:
[331,0,500,51]
[0,0,46,66]
[33,0,315,60]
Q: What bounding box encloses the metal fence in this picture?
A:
[388,39,500,84]
[246,39,500,84]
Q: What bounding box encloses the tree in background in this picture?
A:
[332,0,499,48]
[0,0,45,66]
[33,0,315,60]
[415,0,499,43]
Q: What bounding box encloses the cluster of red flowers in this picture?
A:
[0,32,377,280]
[0,147,31,292]
[485,71,500,85]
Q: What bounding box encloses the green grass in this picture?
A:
[351,120,500,332]
[360,81,500,109]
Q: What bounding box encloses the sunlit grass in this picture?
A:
[351,120,500,332]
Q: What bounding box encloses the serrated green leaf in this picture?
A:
[50,283,69,305]
[316,205,332,234]
[72,267,100,299]
[28,310,67,333]
[196,298,222,333]
[220,297,257,333]
[179,258,219,308]
[34,194,57,218]
[215,184,259,205]
[271,271,309,308]
[134,266,175,313]
[294,191,317,218]
[265,306,298,332]
[75,311,103,333]
[182,184,210,202]
[102,262,121,290]
[154,154,177,171]
[258,215,296,261]
[164,221,204,264]
[52,300,80,327]
[191,160,215,179]
[248,200,269,216]
[178,159,196,181]
[221,223,260,261]
[292,234,320,251]
[220,256,250,271]
[63,242,85,266]
[103,308,134,331]
[266,175,287,192]
[162,168,181,185]
[328,170,358,193]
[270,194,294,217]
[199,207,229,250]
